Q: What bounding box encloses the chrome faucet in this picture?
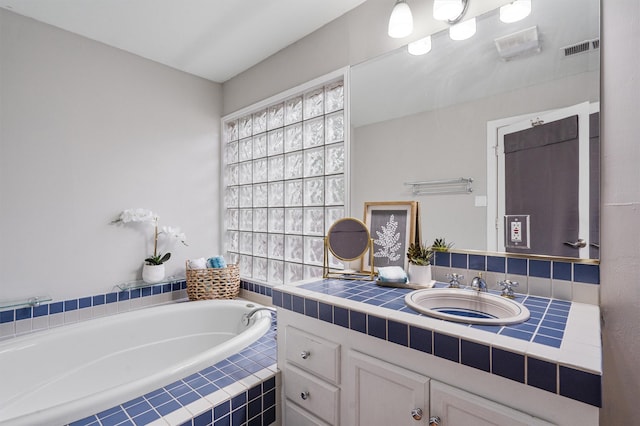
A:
[242,305,276,325]
[470,273,488,292]
[446,273,464,288]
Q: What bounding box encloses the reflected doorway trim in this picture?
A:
[486,102,600,257]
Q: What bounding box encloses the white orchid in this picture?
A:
[112,208,187,265]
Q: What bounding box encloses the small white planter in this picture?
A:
[142,263,165,284]
[408,264,433,287]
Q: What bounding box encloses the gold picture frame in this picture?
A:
[361,201,420,273]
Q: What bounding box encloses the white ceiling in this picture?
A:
[0,0,368,83]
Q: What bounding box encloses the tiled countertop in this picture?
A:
[273,278,602,407]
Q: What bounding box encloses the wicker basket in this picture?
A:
[186,263,240,300]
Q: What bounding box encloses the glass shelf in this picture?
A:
[0,295,53,311]
[116,275,185,291]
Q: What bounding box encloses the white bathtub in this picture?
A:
[0,299,273,426]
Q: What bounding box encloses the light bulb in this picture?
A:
[408,36,432,55]
[449,17,476,41]
[500,0,532,24]
[433,0,464,21]
[388,0,414,38]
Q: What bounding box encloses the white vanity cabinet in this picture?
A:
[277,307,596,426]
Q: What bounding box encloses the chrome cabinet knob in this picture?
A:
[429,416,442,426]
[300,350,311,359]
[300,391,310,400]
[411,408,423,420]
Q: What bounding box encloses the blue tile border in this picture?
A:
[273,279,602,408]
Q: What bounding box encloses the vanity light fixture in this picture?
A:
[449,17,476,40]
[499,0,532,23]
[388,0,414,38]
[408,36,432,55]
[433,0,469,24]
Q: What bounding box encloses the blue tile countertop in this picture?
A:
[272,278,602,408]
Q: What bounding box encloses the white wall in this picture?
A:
[0,9,223,301]
[600,0,640,422]
[223,0,640,422]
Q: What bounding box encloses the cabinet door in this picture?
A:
[346,350,430,426]
[430,380,556,426]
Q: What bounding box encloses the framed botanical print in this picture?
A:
[361,201,419,273]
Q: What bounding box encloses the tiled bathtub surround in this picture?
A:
[69,320,278,426]
[272,280,602,407]
[0,281,189,340]
[432,251,600,305]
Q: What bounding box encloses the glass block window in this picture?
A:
[223,78,346,284]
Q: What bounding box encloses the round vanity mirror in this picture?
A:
[326,218,371,261]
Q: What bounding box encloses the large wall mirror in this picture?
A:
[350,0,600,260]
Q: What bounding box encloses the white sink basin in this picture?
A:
[404,288,530,325]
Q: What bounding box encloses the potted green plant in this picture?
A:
[406,242,434,286]
[431,237,454,252]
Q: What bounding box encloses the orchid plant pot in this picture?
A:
[142,263,165,284]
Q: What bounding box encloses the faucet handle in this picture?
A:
[498,280,519,298]
[446,273,464,288]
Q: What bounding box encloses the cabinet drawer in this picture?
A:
[285,400,331,426]
[284,364,340,425]
[286,326,340,383]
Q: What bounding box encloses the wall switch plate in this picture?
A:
[504,215,530,249]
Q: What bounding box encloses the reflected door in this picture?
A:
[495,102,598,258]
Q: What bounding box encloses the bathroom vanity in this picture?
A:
[274,279,601,426]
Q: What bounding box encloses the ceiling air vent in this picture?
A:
[562,38,600,57]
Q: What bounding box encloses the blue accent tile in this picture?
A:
[125,400,152,417]
[434,251,451,267]
[533,335,562,348]
[409,326,432,353]
[388,320,408,346]
[214,400,230,419]
[33,304,49,317]
[304,298,318,318]
[318,302,333,323]
[232,406,246,426]
[500,328,533,341]
[263,405,277,425]
[118,291,130,301]
[451,253,467,269]
[177,391,200,406]
[460,340,490,372]
[147,391,172,407]
[69,416,100,426]
[529,260,551,278]
[492,348,525,383]
[507,257,527,275]
[172,282,181,291]
[156,400,181,416]
[247,397,262,419]
[97,406,122,419]
[248,384,262,401]
[133,409,160,425]
[49,301,64,314]
[130,289,141,299]
[559,366,602,407]
[0,310,14,323]
[152,285,162,295]
[64,299,78,311]
[232,392,247,410]
[194,409,213,426]
[266,286,273,297]
[263,388,276,409]
[15,307,32,320]
[92,295,105,306]
[263,376,276,392]
[468,255,486,271]
[367,315,386,340]
[527,357,557,393]
[281,292,292,310]
[293,294,304,315]
[79,297,92,309]
[333,306,349,328]
[573,263,600,284]
[100,410,129,426]
[553,261,572,281]
[350,310,367,333]
[487,256,505,273]
[142,286,152,297]
[162,284,172,293]
[434,332,459,363]
[271,289,283,307]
